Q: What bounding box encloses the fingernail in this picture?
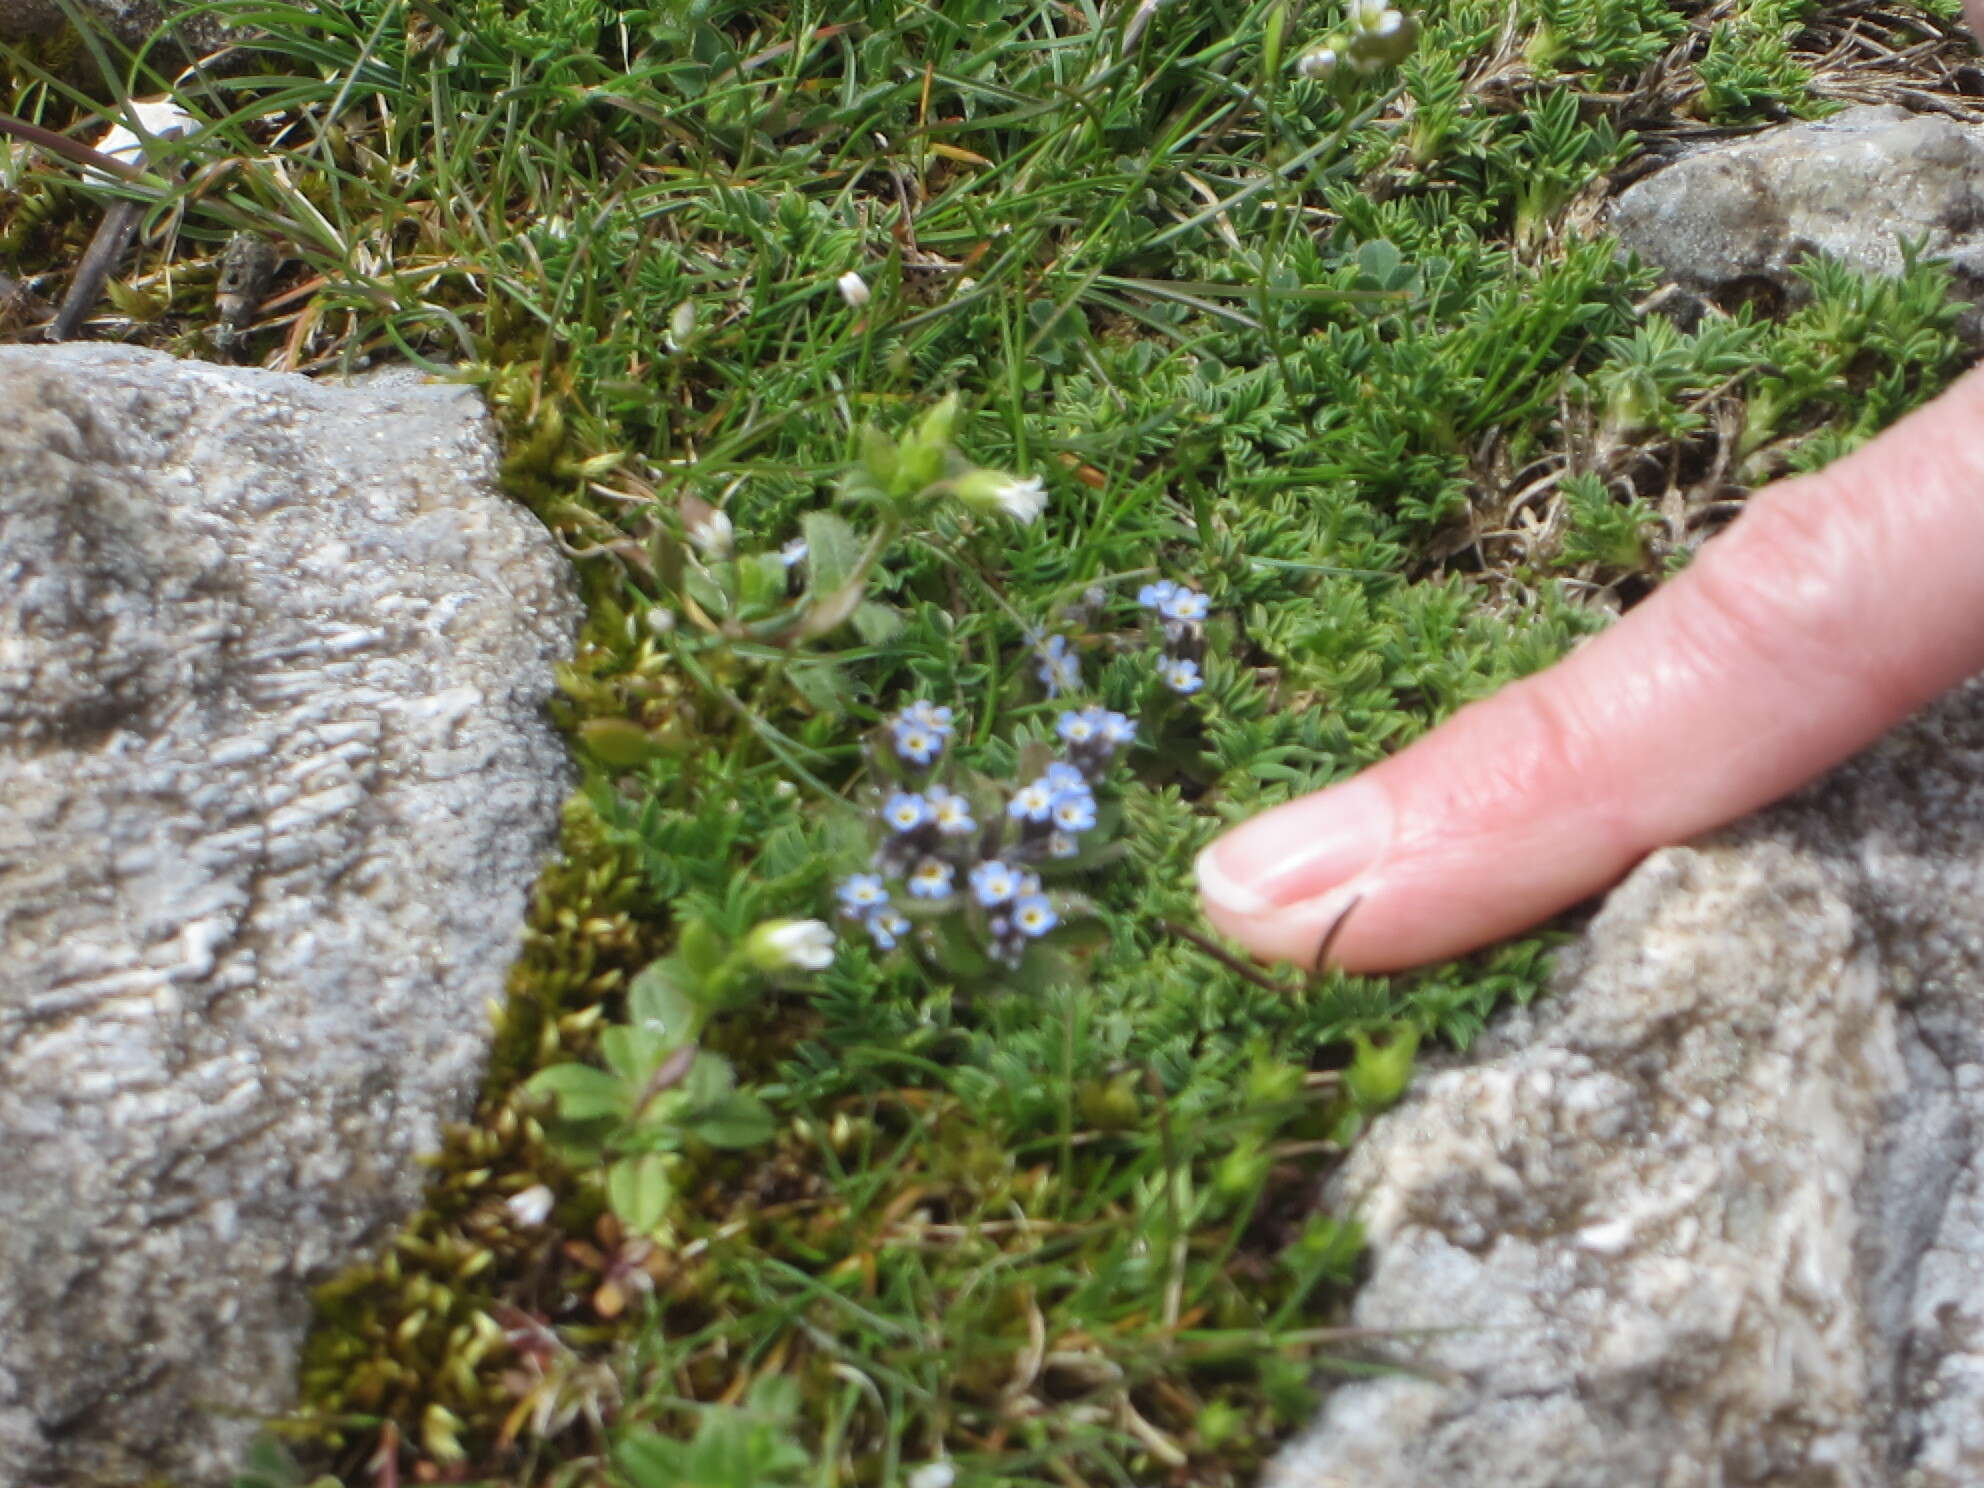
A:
[1195,777,1395,916]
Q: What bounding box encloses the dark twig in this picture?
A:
[1310,893,1363,976]
[9,105,188,342]
[1156,918,1303,993]
[0,110,146,181]
[48,200,140,341]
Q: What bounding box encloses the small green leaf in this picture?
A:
[682,563,729,618]
[681,1090,777,1149]
[801,510,863,596]
[857,424,897,486]
[629,958,703,1042]
[677,918,729,980]
[606,1152,675,1234]
[524,1063,631,1122]
[850,600,903,644]
[736,552,790,612]
[600,1023,670,1083]
[788,660,853,715]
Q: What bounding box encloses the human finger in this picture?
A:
[1196,363,1984,971]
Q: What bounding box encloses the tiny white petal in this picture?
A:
[994,475,1048,523]
[907,1464,956,1488]
[837,270,871,308]
[762,919,837,970]
[1297,46,1338,78]
[505,1185,555,1228]
[688,509,734,559]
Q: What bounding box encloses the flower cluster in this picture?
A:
[1137,580,1208,696]
[835,699,1137,969]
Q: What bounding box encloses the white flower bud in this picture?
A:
[667,299,697,350]
[744,918,836,973]
[687,509,734,559]
[644,606,677,636]
[505,1184,554,1228]
[953,469,1048,524]
[907,1464,956,1488]
[1297,45,1339,79]
[837,270,871,309]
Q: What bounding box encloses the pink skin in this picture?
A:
[1200,337,1984,969]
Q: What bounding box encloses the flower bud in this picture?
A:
[1344,1026,1420,1113]
[837,270,871,308]
[687,508,734,559]
[1346,6,1416,69]
[1296,44,1338,79]
[953,468,1048,523]
[744,918,836,973]
[667,299,697,350]
[505,1184,555,1227]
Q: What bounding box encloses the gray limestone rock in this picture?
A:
[0,345,579,1485]
[1611,105,1984,342]
[1267,677,1984,1488]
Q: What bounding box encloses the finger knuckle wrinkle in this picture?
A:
[1444,677,1636,850]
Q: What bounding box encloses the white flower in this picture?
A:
[993,475,1047,522]
[746,918,837,972]
[956,468,1049,524]
[907,1464,956,1488]
[837,270,871,309]
[505,1184,554,1228]
[688,509,734,559]
[1297,45,1338,79]
[780,538,808,568]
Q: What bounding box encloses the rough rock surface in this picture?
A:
[0,345,579,1486]
[0,0,236,58]
[1266,677,1984,1487]
[1611,104,1984,341]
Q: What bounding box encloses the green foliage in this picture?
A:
[1584,312,1768,446]
[615,1379,809,1488]
[526,940,787,1234]
[1521,0,1687,80]
[1557,471,1658,570]
[1698,0,1831,122]
[1741,248,1965,479]
[6,0,1965,1481]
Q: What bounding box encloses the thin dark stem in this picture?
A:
[1311,893,1363,976]
[48,200,140,341]
[1156,918,1301,994]
[0,110,145,181]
